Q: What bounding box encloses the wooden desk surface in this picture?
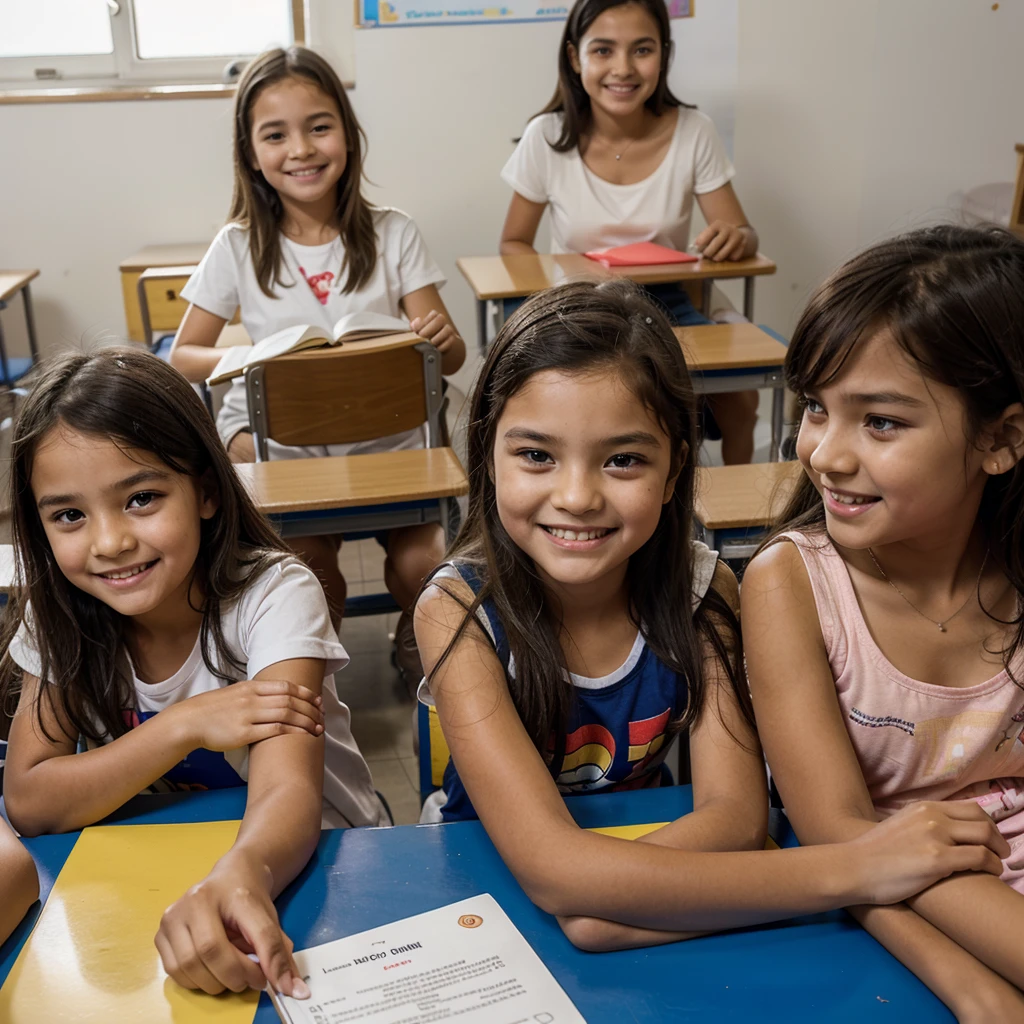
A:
[236,447,468,515]
[456,252,776,300]
[0,270,39,303]
[695,460,804,530]
[677,323,787,372]
[119,242,210,272]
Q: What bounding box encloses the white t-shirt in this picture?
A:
[181,206,446,451]
[9,558,388,830]
[500,108,734,254]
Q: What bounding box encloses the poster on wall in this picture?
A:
[361,0,691,29]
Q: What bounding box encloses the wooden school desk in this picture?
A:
[1,786,954,1023]
[235,447,468,541]
[677,322,789,459]
[456,252,777,353]
[119,242,209,343]
[0,270,40,384]
[695,460,804,560]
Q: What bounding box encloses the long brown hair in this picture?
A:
[529,0,693,153]
[428,280,752,754]
[764,225,1024,667]
[0,348,290,744]
[229,46,376,298]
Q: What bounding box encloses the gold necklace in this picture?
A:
[866,548,989,632]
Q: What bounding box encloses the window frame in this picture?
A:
[0,0,305,89]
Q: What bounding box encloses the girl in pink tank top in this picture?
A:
[744,225,1024,1022]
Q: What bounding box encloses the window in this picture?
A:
[0,0,302,88]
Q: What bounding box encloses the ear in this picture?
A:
[567,42,582,75]
[197,469,221,520]
[982,402,1024,477]
[662,441,688,504]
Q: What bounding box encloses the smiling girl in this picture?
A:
[0,349,386,999]
[500,0,759,463]
[170,46,464,672]
[412,278,1009,954]
[743,226,1024,1021]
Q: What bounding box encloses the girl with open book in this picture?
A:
[170,46,466,679]
[500,0,759,464]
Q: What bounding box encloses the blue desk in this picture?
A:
[2,786,952,1023]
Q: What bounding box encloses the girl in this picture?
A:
[742,226,1024,1022]
[170,46,465,673]
[500,0,759,464]
[414,278,1009,953]
[0,348,387,999]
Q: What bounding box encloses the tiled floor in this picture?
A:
[333,537,424,825]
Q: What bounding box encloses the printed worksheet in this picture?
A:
[270,894,587,1024]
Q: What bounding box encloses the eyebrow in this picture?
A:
[588,36,658,45]
[845,391,925,408]
[502,428,661,447]
[256,111,337,132]
[36,469,170,510]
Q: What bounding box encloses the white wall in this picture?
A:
[0,4,737,395]
[735,0,1024,340]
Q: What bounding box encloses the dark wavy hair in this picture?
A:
[428,279,752,754]
[764,224,1024,667]
[528,0,694,153]
[0,348,290,744]
[229,46,376,298]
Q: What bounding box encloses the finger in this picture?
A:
[255,680,320,705]
[937,799,1001,821]
[236,900,306,997]
[700,230,728,261]
[413,310,441,338]
[188,914,263,994]
[252,707,324,735]
[263,695,325,727]
[163,920,228,994]
[155,929,193,991]
[429,326,454,351]
[245,723,321,745]
[692,225,714,250]
[944,844,1008,878]
[719,234,745,261]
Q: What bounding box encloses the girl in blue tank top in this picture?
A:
[413,279,1013,953]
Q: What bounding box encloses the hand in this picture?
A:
[692,221,751,262]
[176,680,324,752]
[155,850,309,998]
[847,801,1010,906]
[410,309,461,354]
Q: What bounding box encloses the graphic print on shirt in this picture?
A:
[124,709,246,791]
[299,265,334,305]
[554,707,673,792]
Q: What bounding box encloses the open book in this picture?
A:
[269,894,587,1024]
[584,241,699,268]
[206,311,412,386]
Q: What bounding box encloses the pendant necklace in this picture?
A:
[866,547,989,633]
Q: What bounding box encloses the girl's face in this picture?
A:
[796,330,991,553]
[493,366,678,597]
[569,3,664,121]
[249,76,348,212]
[30,427,218,626]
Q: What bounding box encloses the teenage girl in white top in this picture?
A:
[500,0,759,464]
[171,47,465,644]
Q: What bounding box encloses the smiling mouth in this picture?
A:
[541,526,615,541]
[286,167,325,177]
[827,490,880,506]
[604,83,639,92]
[97,560,157,580]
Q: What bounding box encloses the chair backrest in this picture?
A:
[244,336,444,461]
[1012,143,1024,238]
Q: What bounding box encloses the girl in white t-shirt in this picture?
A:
[500,0,759,464]
[0,348,386,1001]
[171,46,465,653]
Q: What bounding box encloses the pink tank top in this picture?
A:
[778,531,1024,830]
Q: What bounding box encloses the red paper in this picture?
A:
[584,241,699,268]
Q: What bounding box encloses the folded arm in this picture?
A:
[0,818,39,944]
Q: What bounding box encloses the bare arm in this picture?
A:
[694,183,759,261]
[4,671,324,836]
[155,657,326,1000]
[742,540,1024,1017]
[559,564,769,951]
[0,818,39,944]
[169,304,230,382]
[499,192,546,255]
[415,578,1004,936]
[400,284,466,376]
